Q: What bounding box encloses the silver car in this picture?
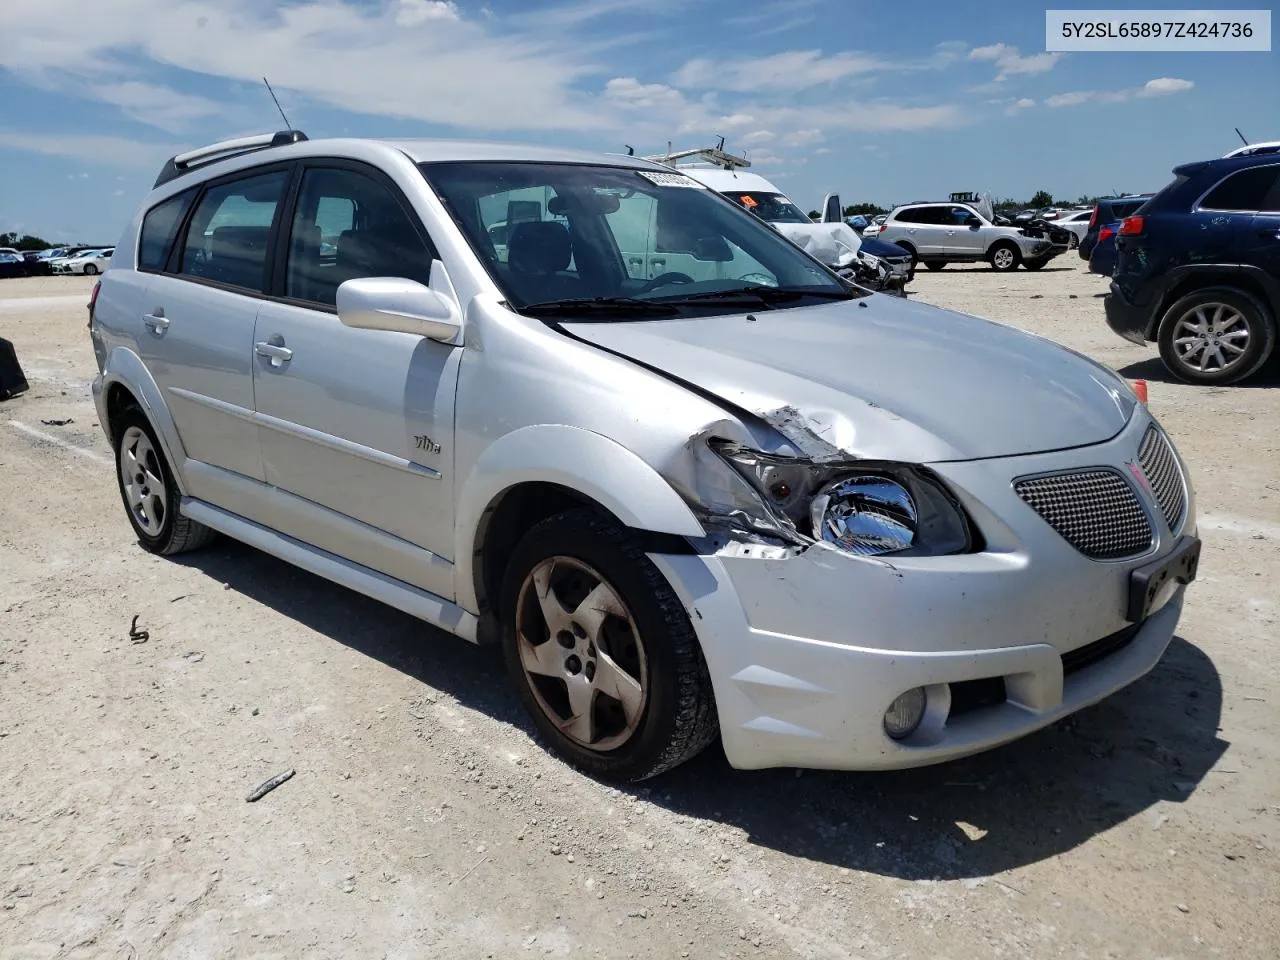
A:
[876,202,1068,272]
[89,131,1200,781]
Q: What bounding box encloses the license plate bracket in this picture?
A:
[1126,535,1200,622]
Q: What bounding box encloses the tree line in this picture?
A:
[0,232,56,251]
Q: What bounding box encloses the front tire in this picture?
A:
[113,406,216,555]
[923,260,946,271]
[988,242,1021,272]
[500,507,718,782]
[1157,287,1275,385]
[1022,259,1047,271]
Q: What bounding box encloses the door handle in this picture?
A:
[143,310,169,332]
[255,340,293,365]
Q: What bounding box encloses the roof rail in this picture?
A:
[153,129,308,188]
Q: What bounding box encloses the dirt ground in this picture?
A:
[2,263,1278,960]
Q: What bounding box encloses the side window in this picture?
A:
[179,170,288,292]
[1200,166,1280,212]
[950,206,975,224]
[138,189,194,272]
[285,167,435,307]
[892,208,921,224]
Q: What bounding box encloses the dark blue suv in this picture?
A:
[1105,154,1280,384]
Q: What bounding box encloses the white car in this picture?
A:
[875,202,1069,272]
[1054,209,1094,249]
[90,130,1198,781]
[53,248,114,275]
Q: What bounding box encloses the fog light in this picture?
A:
[883,688,926,740]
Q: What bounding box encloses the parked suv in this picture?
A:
[1106,154,1280,384]
[1079,196,1149,266]
[90,131,1199,781]
[875,202,1068,271]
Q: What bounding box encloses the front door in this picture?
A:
[251,162,460,598]
[137,167,291,490]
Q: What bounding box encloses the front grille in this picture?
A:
[1015,470,1153,559]
[1137,426,1186,532]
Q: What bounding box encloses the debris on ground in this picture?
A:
[128,615,149,644]
[245,768,296,803]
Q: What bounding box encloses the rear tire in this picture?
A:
[893,242,918,265]
[83,264,98,276]
[500,507,718,782]
[1068,233,1080,250]
[112,406,216,555]
[923,261,946,271]
[1022,259,1047,271]
[988,243,1021,272]
[1156,287,1275,385]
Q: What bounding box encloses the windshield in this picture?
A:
[420,162,847,316]
[718,191,812,224]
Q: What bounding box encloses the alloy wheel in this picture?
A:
[514,556,648,752]
[118,425,167,537]
[1171,302,1251,375]
[992,247,1015,270]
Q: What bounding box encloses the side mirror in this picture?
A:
[691,236,733,262]
[336,270,461,342]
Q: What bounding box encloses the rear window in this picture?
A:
[138,190,195,272]
[1200,165,1280,211]
[1112,199,1147,218]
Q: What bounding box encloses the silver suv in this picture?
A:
[90,130,1199,781]
[875,202,1068,272]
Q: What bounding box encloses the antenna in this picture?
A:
[624,144,634,156]
[1235,127,1249,146]
[716,135,725,151]
[263,77,292,129]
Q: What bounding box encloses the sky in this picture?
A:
[0,0,1276,243]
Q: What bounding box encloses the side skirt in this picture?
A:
[180,497,480,643]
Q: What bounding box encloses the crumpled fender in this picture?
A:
[772,221,862,268]
[96,345,189,495]
[453,424,706,612]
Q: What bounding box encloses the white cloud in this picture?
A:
[604,77,686,112]
[1139,77,1195,97]
[969,42,1061,80]
[740,129,776,146]
[112,189,125,196]
[814,146,832,155]
[786,128,824,147]
[94,81,224,132]
[674,50,889,93]
[1046,77,1194,108]
[0,132,183,168]
[394,0,460,26]
[1005,97,1036,115]
[0,0,606,132]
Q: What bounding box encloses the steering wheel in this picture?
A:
[638,271,695,294]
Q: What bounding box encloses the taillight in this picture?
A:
[1088,205,1098,227]
[1099,226,1115,242]
[87,279,102,329]
[1119,215,1145,236]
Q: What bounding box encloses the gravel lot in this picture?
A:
[2,264,1278,959]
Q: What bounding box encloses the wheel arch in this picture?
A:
[97,346,190,496]
[1149,265,1280,341]
[456,425,705,622]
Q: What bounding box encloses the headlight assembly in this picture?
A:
[707,440,974,558]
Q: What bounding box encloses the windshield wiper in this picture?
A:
[521,296,678,317]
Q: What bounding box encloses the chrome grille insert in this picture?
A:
[1137,426,1186,532]
[1015,469,1153,559]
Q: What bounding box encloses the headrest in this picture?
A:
[508,221,571,275]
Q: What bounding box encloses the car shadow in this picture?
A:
[1118,356,1280,388]
[172,541,1226,882]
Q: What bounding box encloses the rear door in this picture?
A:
[136,165,290,499]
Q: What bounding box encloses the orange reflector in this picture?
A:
[1132,379,1148,405]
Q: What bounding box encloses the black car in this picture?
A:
[1104,153,1280,384]
[1079,196,1150,261]
[21,250,53,276]
[0,253,28,279]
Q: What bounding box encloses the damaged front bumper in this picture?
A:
[648,418,1193,772]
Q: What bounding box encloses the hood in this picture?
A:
[563,297,1133,463]
[770,221,861,268]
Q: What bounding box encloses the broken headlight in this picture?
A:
[710,441,973,557]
